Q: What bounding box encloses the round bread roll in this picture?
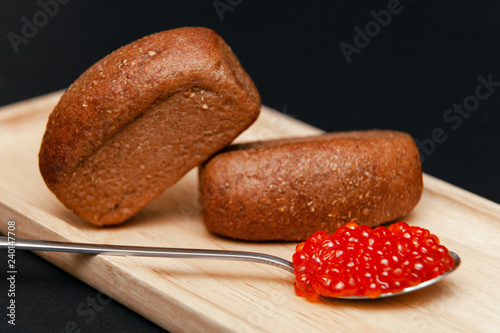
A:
[39,27,261,226]
[200,130,423,241]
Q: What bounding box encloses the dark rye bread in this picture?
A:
[39,27,261,226]
[200,130,423,241]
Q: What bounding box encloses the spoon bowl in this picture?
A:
[336,251,460,299]
[0,236,460,299]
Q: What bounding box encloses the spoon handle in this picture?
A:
[0,236,294,273]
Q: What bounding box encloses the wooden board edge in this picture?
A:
[0,90,63,122]
[0,185,236,332]
[423,173,500,221]
[258,105,325,136]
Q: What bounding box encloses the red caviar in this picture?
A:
[292,222,455,299]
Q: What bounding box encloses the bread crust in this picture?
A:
[39,27,260,225]
[200,130,423,241]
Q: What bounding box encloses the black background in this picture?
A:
[1,0,499,332]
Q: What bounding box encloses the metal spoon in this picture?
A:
[0,236,460,299]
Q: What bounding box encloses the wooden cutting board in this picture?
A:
[1,91,499,332]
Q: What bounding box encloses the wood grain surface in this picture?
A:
[1,91,499,332]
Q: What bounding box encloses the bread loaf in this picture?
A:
[200,130,423,241]
[39,27,261,226]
